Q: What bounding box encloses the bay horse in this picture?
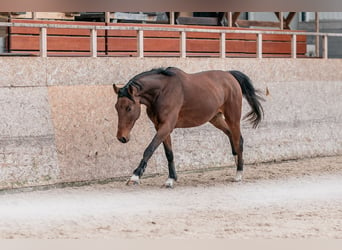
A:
[113,67,264,188]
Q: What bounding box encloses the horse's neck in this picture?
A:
[137,80,164,108]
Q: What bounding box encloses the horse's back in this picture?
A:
[170,69,242,128]
[178,69,241,102]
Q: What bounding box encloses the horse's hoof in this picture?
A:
[126,175,140,186]
[233,171,243,182]
[126,180,140,186]
[162,178,175,188]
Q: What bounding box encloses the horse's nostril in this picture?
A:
[118,137,127,143]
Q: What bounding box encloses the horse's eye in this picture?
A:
[126,106,132,112]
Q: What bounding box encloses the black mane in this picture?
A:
[118,67,175,101]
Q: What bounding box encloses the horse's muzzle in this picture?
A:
[118,136,129,143]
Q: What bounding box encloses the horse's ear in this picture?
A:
[113,84,120,95]
[127,85,135,97]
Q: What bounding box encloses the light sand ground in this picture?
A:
[0,156,341,239]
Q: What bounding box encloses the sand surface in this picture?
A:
[0,156,341,239]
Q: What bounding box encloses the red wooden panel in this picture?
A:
[10,35,105,51]
[107,37,137,51]
[144,38,179,52]
[144,30,180,38]
[9,36,39,50]
[47,37,105,51]
[226,40,257,53]
[187,39,220,52]
[263,41,291,54]
[263,34,306,42]
[106,29,137,37]
[10,26,40,35]
[226,33,257,40]
[106,51,138,56]
[296,43,307,54]
[187,32,220,39]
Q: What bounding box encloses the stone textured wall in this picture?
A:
[0,58,341,190]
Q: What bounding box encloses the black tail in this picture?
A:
[229,70,264,128]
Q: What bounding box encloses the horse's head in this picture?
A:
[113,84,141,143]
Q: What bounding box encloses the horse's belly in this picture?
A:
[175,111,216,128]
[175,120,206,128]
[175,90,225,128]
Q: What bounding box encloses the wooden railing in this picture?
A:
[1,20,341,59]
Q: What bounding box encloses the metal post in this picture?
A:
[90,28,97,58]
[170,12,175,25]
[279,12,284,29]
[220,32,226,58]
[322,35,328,59]
[291,34,297,58]
[137,30,144,58]
[257,33,262,59]
[105,12,111,23]
[180,31,186,58]
[315,12,320,57]
[227,12,233,27]
[40,27,47,57]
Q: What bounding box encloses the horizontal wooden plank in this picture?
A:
[11,19,106,36]
[11,19,102,26]
[107,37,137,51]
[10,35,105,51]
[144,38,179,52]
[10,27,98,36]
[262,34,306,42]
[106,28,137,37]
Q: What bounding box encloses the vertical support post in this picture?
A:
[180,31,186,58]
[137,29,144,58]
[257,33,263,59]
[279,12,284,29]
[315,12,320,57]
[227,12,233,27]
[220,32,226,58]
[40,27,47,57]
[104,12,110,55]
[170,12,175,25]
[32,12,37,20]
[291,34,297,58]
[322,35,328,59]
[91,28,97,58]
[105,12,111,23]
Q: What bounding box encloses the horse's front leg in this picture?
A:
[127,124,172,186]
[162,134,177,188]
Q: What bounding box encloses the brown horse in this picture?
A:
[113,67,264,188]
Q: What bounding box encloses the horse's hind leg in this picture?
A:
[224,112,244,182]
[210,112,243,181]
[209,113,236,155]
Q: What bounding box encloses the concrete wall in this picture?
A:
[0,57,341,190]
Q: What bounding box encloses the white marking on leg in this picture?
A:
[130,175,140,182]
[234,171,243,182]
[126,174,140,185]
[164,178,174,188]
